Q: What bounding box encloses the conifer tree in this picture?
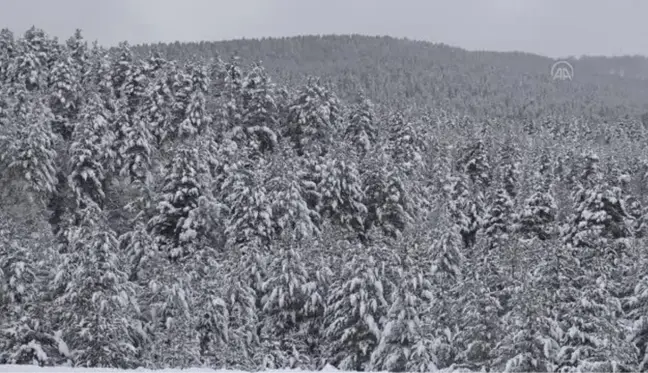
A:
[48,50,81,140]
[51,204,140,368]
[325,252,388,371]
[0,90,57,203]
[68,91,115,211]
[9,27,51,91]
[148,146,208,260]
[111,42,133,98]
[345,95,377,156]
[317,156,367,235]
[233,62,279,157]
[369,260,436,372]
[285,78,342,157]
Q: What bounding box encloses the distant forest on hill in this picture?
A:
[3,27,648,372]
[132,35,648,121]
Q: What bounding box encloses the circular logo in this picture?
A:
[551,60,574,81]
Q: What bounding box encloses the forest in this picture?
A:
[2,27,648,373]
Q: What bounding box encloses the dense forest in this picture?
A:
[3,27,648,372]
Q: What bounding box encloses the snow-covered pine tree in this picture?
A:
[67,91,116,211]
[457,138,491,193]
[325,251,388,371]
[345,94,377,156]
[0,89,57,204]
[260,243,315,368]
[285,77,342,157]
[316,156,367,235]
[0,28,15,83]
[369,258,436,372]
[51,204,140,368]
[120,59,149,118]
[267,156,321,242]
[552,249,638,372]
[116,105,154,185]
[492,267,562,373]
[111,42,133,99]
[563,152,632,252]
[48,50,82,141]
[483,188,515,250]
[519,151,558,241]
[220,158,275,248]
[165,63,211,144]
[65,29,89,84]
[148,146,208,261]
[443,172,482,249]
[8,27,51,91]
[362,156,414,240]
[143,61,175,147]
[386,111,426,172]
[231,62,279,157]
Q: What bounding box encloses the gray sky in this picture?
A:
[0,0,646,58]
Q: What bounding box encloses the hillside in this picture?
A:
[133,34,648,121]
[4,27,648,372]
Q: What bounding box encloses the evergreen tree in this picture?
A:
[317,156,367,235]
[325,252,388,371]
[51,204,140,368]
[48,50,81,140]
[148,146,208,260]
[0,91,57,203]
[111,42,133,98]
[387,111,426,171]
[345,95,377,156]
[232,62,279,157]
[9,27,51,91]
[285,78,342,157]
[67,91,115,211]
[369,261,436,372]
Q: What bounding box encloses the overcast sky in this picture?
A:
[0,0,646,58]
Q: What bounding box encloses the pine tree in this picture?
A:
[116,105,154,185]
[369,261,436,372]
[0,28,15,83]
[143,61,175,147]
[443,173,482,249]
[68,91,116,211]
[0,90,58,203]
[8,27,51,91]
[268,157,321,242]
[325,252,388,371]
[483,188,515,250]
[519,151,558,241]
[232,62,279,157]
[111,42,133,98]
[285,78,342,157]
[260,244,315,368]
[345,95,377,156]
[563,153,632,251]
[148,146,208,261]
[220,159,274,248]
[51,204,140,368]
[363,163,414,240]
[317,156,367,235]
[65,29,89,84]
[48,50,81,140]
[387,111,426,172]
